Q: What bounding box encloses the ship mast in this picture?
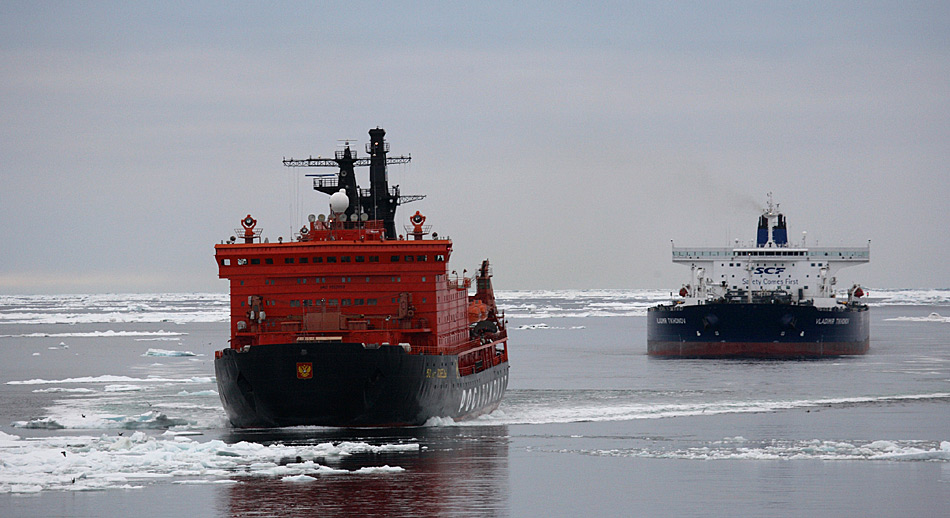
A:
[282,127,424,239]
[756,192,788,248]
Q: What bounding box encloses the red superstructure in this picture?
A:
[215,216,506,376]
[213,128,509,427]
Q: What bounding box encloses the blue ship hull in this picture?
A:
[647,303,869,358]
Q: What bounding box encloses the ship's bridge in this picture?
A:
[672,246,870,261]
[669,195,870,307]
[671,244,869,306]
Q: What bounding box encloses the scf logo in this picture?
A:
[753,267,786,275]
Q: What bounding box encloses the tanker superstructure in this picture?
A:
[647,195,870,358]
[213,128,509,427]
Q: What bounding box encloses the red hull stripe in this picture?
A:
[647,340,869,358]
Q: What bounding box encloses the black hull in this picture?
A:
[215,342,509,428]
[647,303,869,358]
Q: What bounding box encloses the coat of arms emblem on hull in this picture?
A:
[296,362,313,379]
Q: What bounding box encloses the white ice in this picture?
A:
[7,375,213,385]
[0,290,946,326]
[0,431,419,493]
[143,348,200,357]
[31,387,97,394]
[582,438,950,462]
[463,392,950,427]
[1,330,187,338]
[884,312,950,324]
[516,323,586,330]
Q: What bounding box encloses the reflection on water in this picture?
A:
[217,426,510,517]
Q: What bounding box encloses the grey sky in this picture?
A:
[1,2,948,293]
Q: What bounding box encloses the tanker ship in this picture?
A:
[213,128,509,427]
[648,194,869,358]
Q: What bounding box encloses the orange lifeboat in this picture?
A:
[468,300,488,324]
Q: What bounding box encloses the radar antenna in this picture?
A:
[283,128,424,238]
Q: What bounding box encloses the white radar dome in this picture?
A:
[329,189,349,214]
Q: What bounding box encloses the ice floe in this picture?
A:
[0,293,229,325]
[31,387,96,394]
[423,416,457,427]
[7,375,213,385]
[143,348,199,357]
[578,438,950,462]
[1,330,186,338]
[103,384,146,392]
[884,312,950,323]
[516,323,586,330]
[12,411,190,430]
[0,290,946,327]
[465,392,950,426]
[0,431,419,493]
[176,390,219,397]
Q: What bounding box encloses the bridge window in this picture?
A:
[299,257,308,264]
[327,256,336,263]
[285,258,294,264]
[417,255,427,262]
[265,258,274,265]
[237,258,248,265]
[404,256,414,262]
[355,256,364,263]
[313,257,322,263]
[221,259,230,266]
[391,255,400,262]
[368,299,377,305]
[370,256,379,262]
[341,256,351,263]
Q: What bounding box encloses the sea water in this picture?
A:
[0,290,948,517]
